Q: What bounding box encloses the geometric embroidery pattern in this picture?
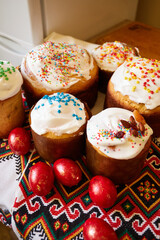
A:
[1,97,160,240]
[12,144,160,240]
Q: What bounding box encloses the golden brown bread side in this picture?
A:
[0,90,25,138]
[86,136,152,184]
[105,81,160,136]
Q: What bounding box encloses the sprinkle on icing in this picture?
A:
[0,60,23,100]
[0,61,16,80]
[111,57,160,109]
[31,92,86,136]
[92,41,139,72]
[87,108,153,159]
[21,41,94,91]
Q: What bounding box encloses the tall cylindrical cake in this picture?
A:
[0,61,25,138]
[86,108,153,184]
[30,92,90,163]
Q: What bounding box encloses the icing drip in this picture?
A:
[21,41,94,91]
[31,92,86,136]
[87,108,153,159]
[92,41,138,72]
[0,61,23,100]
[111,57,160,109]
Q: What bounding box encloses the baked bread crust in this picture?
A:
[105,81,160,136]
[86,136,152,184]
[0,90,25,138]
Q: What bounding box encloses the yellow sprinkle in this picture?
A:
[155,88,159,93]
[132,86,136,92]
[147,89,151,93]
[136,80,140,84]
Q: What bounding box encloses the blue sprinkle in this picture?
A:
[79,108,82,111]
[42,95,48,99]
[57,110,61,114]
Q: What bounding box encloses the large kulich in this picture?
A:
[86,108,153,184]
[21,41,99,108]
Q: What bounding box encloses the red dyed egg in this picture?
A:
[53,158,82,187]
[89,175,117,208]
[29,161,54,196]
[83,217,118,240]
[8,127,31,155]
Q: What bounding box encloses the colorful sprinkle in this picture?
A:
[0,61,16,80]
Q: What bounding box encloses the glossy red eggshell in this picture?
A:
[89,175,117,208]
[53,158,82,187]
[29,161,54,196]
[83,217,118,240]
[8,127,31,155]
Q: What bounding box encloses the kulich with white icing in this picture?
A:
[30,92,86,136]
[92,41,139,72]
[0,61,23,100]
[111,57,160,109]
[87,108,153,159]
[21,41,94,91]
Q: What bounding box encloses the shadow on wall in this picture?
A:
[136,0,160,28]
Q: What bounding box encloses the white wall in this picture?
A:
[0,0,43,48]
[42,0,139,40]
[0,0,138,66]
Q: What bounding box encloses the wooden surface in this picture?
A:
[0,222,18,240]
[89,20,160,60]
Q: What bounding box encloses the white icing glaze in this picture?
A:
[92,41,138,72]
[87,108,153,159]
[21,41,94,91]
[30,92,86,136]
[111,57,160,109]
[0,61,23,100]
